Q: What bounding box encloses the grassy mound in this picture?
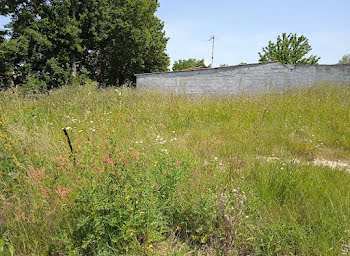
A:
[0,84,349,255]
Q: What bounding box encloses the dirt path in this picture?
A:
[258,156,350,173]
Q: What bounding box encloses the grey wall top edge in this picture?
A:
[135,62,350,77]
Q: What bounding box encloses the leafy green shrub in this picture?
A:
[62,154,190,255]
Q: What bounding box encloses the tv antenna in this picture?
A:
[208,35,215,67]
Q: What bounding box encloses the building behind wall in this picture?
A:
[135,62,350,96]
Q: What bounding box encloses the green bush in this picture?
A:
[62,154,190,255]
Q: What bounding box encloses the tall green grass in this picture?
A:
[0,84,349,255]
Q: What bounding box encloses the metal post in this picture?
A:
[209,36,215,67]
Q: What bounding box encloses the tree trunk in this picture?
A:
[71,53,77,78]
[71,0,77,78]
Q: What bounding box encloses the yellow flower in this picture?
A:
[126,195,130,200]
[154,161,158,167]
[176,226,181,231]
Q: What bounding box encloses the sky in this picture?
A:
[156,0,350,67]
[0,0,349,67]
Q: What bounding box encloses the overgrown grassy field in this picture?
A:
[0,84,350,255]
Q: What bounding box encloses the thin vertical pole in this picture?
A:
[210,36,215,67]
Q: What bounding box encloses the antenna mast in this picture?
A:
[209,36,215,67]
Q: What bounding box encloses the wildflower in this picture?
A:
[135,141,139,144]
[126,195,130,200]
[65,127,72,130]
[90,120,94,124]
[213,157,218,161]
[154,161,158,167]
[56,184,72,202]
[176,226,181,231]
[139,141,143,144]
[89,128,96,132]
[133,150,140,161]
[161,148,169,154]
[172,130,175,133]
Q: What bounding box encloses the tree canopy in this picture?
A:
[0,0,170,90]
[172,58,205,71]
[339,54,350,64]
[258,33,320,65]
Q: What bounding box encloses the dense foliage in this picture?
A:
[339,54,350,64]
[258,33,320,64]
[172,58,205,71]
[0,0,170,89]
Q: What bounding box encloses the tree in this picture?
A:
[258,33,320,64]
[0,0,81,89]
[80,0,170,86]
[172,58,204,71]
[339,54,350,64]
[0,0,169,89]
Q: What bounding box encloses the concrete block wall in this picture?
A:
[135,62,350,96]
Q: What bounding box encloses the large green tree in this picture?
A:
[258,33,320,64]
[0,0,169,89]
[172,58,205,71]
